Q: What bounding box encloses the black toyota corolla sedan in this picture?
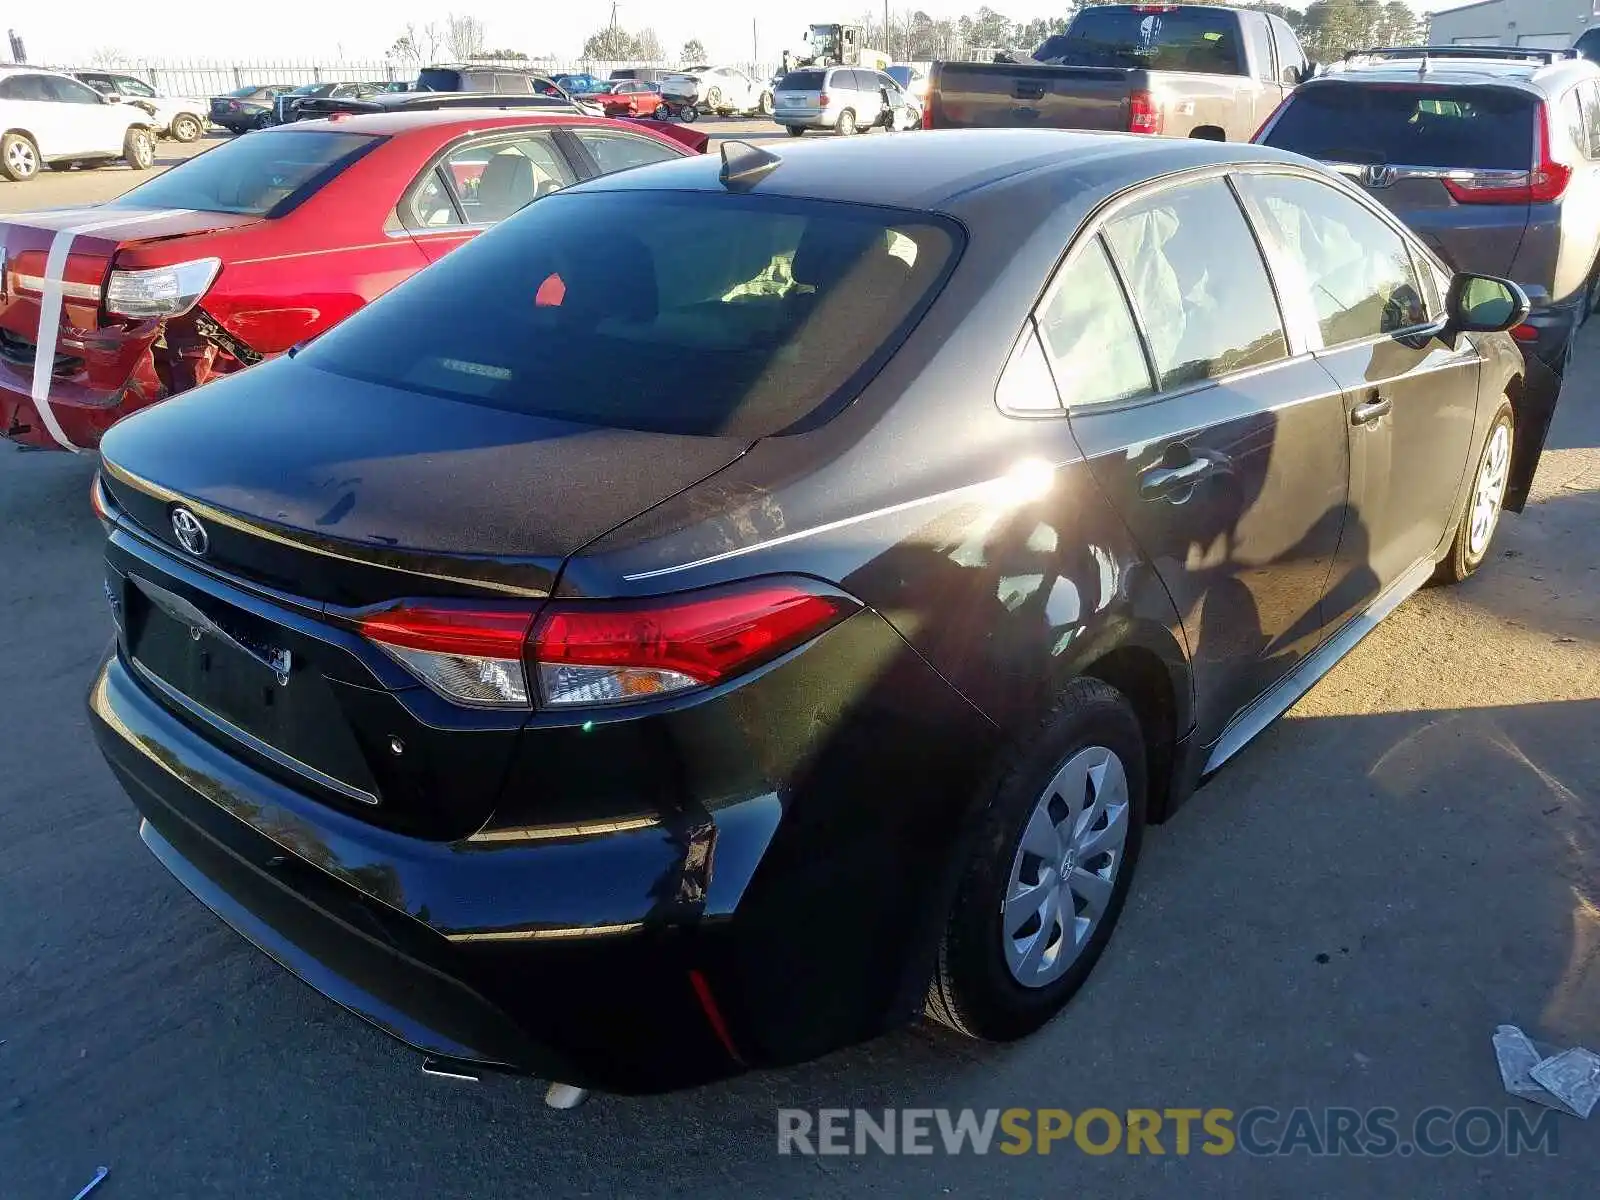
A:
[89,130,1553,1093]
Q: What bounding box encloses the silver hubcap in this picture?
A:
[1003,745,1130,988]
[135,137,152,165]
[1468,423,1510,558]
[6,141,35,174]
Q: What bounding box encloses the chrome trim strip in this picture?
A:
[446,920,643,943]
[1203,555,1436,775]
[99,458,546,598]
[465,814,662,843]
[1326,162,1529,185]
[128,656,381,807]
[12,273,101,300]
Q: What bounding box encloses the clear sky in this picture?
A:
[22,0,974,65]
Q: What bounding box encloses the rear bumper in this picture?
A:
[89,607,1000,1090]
[1518,296,1583,375]
[1,381,130,450]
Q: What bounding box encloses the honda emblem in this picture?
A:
[1361,164,1398,189]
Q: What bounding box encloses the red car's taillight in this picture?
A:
[358,581,854,710]
[1443,101,1571,205]
[1128,89,1163,135]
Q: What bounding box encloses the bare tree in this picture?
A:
[421,21,445,63]
[446,13,487,61]
[634,27,664,61]
[389,23,421,65]
[89,46,130,68]
[681,38,706,63]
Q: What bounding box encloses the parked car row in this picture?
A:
[0,108,704,448]
[75,126,1558,1100]
[0,64,161,180]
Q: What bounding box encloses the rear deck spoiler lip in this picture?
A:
[293,95,581,117]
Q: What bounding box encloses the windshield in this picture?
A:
[1262,84,1535,170]
[301,190,961,438]
[110,130,377,216]
[809,26,840,59]
[289,84,329,96]
[1038,7,1244,73]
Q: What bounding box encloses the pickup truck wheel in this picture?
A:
[170,114,203,143]
[835,108,856,136]
[124,127,155,170]
[1,133,40,181]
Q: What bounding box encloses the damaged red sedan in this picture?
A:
[0,109,706,450]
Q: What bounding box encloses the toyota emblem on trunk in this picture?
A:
[170,507,209,557]
[1361,164,1397,189]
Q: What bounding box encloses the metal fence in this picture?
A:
[51,58,783,97]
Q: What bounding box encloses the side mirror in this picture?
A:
[1446,273,1529,334]
[105,92,122,103]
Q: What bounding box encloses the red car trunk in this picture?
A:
[0,207,261,449]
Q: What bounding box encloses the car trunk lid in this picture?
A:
[96,356,750,607]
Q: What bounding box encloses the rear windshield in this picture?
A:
[416,68,463,92]
[778,70,827,89]
[109,130,376,216]
[227,85,262,97]
[1038,7,1244,73]
[1262,84,1535,170]
[301,190,962,438]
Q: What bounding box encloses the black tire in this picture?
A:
[123,127,155,170]
[679,105,699,123]
[784,125,806,137]
[926,678,1148,1042]
[170,114,203,143]
[759,90,774,115]
[835,108,856,136]
[1432,400,1514,586]
[0,132,40,181]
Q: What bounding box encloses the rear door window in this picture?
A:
[1261,84,1535,170]
[302,191,962,438]
[1035,237,1153,408]
[570,129,683,176]
[417,68,465,92]
[1237,172,1429,348]
[1243,14,1275,83]
[1103,178,1288,390]
[109,129,376,216]
[1037,8,1245,74]
[46,76,104,104]
[445,135,575,224]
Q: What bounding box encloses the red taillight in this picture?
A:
[922,97,934,129]
[359,581,854,710]
[1443,101,1571,205]
[1128,89,1162,135]
[531,582,853,707]
[226,99,240,110]
[359,604,537,707]
[818,92,830,107]
[1510,323,1539,342]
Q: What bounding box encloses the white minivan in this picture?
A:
[0,66,162,181]
[772,66,919,135]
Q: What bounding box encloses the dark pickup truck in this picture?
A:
[925,4,1313,141]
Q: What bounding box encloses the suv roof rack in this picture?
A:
[1344,45,1577,67]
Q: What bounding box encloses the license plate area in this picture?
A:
[124,572,382,807]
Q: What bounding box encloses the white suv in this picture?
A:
[0,65,160,181]
[74,71,209,143]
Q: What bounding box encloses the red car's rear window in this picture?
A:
[110,130,378,217]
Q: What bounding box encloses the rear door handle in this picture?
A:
[1012,82,1045,101]
[1351,393,1393,426]
[1139,456,1214,500]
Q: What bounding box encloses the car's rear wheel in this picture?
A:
[124,127,155,170]
[835,108,856,136]
[1433,401,1514,586]
[927,678,1147,1041]
[0,133,39,181]
[170,114,203,143]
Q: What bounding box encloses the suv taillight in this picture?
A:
[1443,100,1571,205]
[359,581,855,710]
[1128,89,1162,135]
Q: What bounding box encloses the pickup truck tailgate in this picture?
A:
[927,61,1139,131]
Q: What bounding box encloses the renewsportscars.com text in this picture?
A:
[776,1106,1560,1157]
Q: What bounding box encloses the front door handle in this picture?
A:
[1140,455,1214,500]
[1351,392,1393,426]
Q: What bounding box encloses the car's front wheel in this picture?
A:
[758,90,774,115]
[0,132,39,181]
[170,114,203,143]
[124,127,155,170]
[1434,400,1514,585]
[927,678,1147,1041]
